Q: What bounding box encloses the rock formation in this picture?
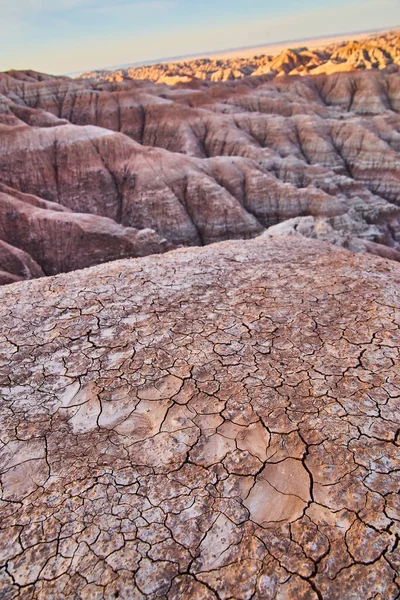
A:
[80,31,400,83]
[1,27,400,600]
[0,235,399,598]
[0,183,170,283]
[0,31,399,284]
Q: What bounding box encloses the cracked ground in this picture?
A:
[0,235,399,599]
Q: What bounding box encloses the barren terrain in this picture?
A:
[0,30,400,283]
[81,30,400,83]
[1,29,400,600]
[0,236,399,598]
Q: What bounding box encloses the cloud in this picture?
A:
[0,0,177,44]
[0,0,176,15]
[82,0,176,16]
[0,0,87,14]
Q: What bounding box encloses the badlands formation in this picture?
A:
[0,29,400,600]
[0,236,400,598]
[0,31,399,282]
[80,31,400,84]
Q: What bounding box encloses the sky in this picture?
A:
[1,0,399,74]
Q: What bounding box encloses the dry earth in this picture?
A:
[0,236,399,598]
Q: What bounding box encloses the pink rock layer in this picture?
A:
[0,31,399,283]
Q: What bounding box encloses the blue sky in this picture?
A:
[1,0,399,74]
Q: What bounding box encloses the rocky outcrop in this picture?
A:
[0,33,399,283]
[80,31,400,83]
[0,183,171,280]
[0,235,399,598]
[0,239,44,284]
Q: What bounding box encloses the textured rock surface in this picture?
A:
[0,235,399,599]
[81,31,400,83]
[0,183,170,281]
[0,30,400,283]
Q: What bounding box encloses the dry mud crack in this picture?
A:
[0,235,399,599]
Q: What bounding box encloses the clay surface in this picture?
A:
[0,236,399,599]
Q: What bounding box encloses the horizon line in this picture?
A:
[67,24,399,77]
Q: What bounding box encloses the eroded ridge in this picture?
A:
[1,58,400,284]
[80,31,400,83]
[0,236,399,599]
